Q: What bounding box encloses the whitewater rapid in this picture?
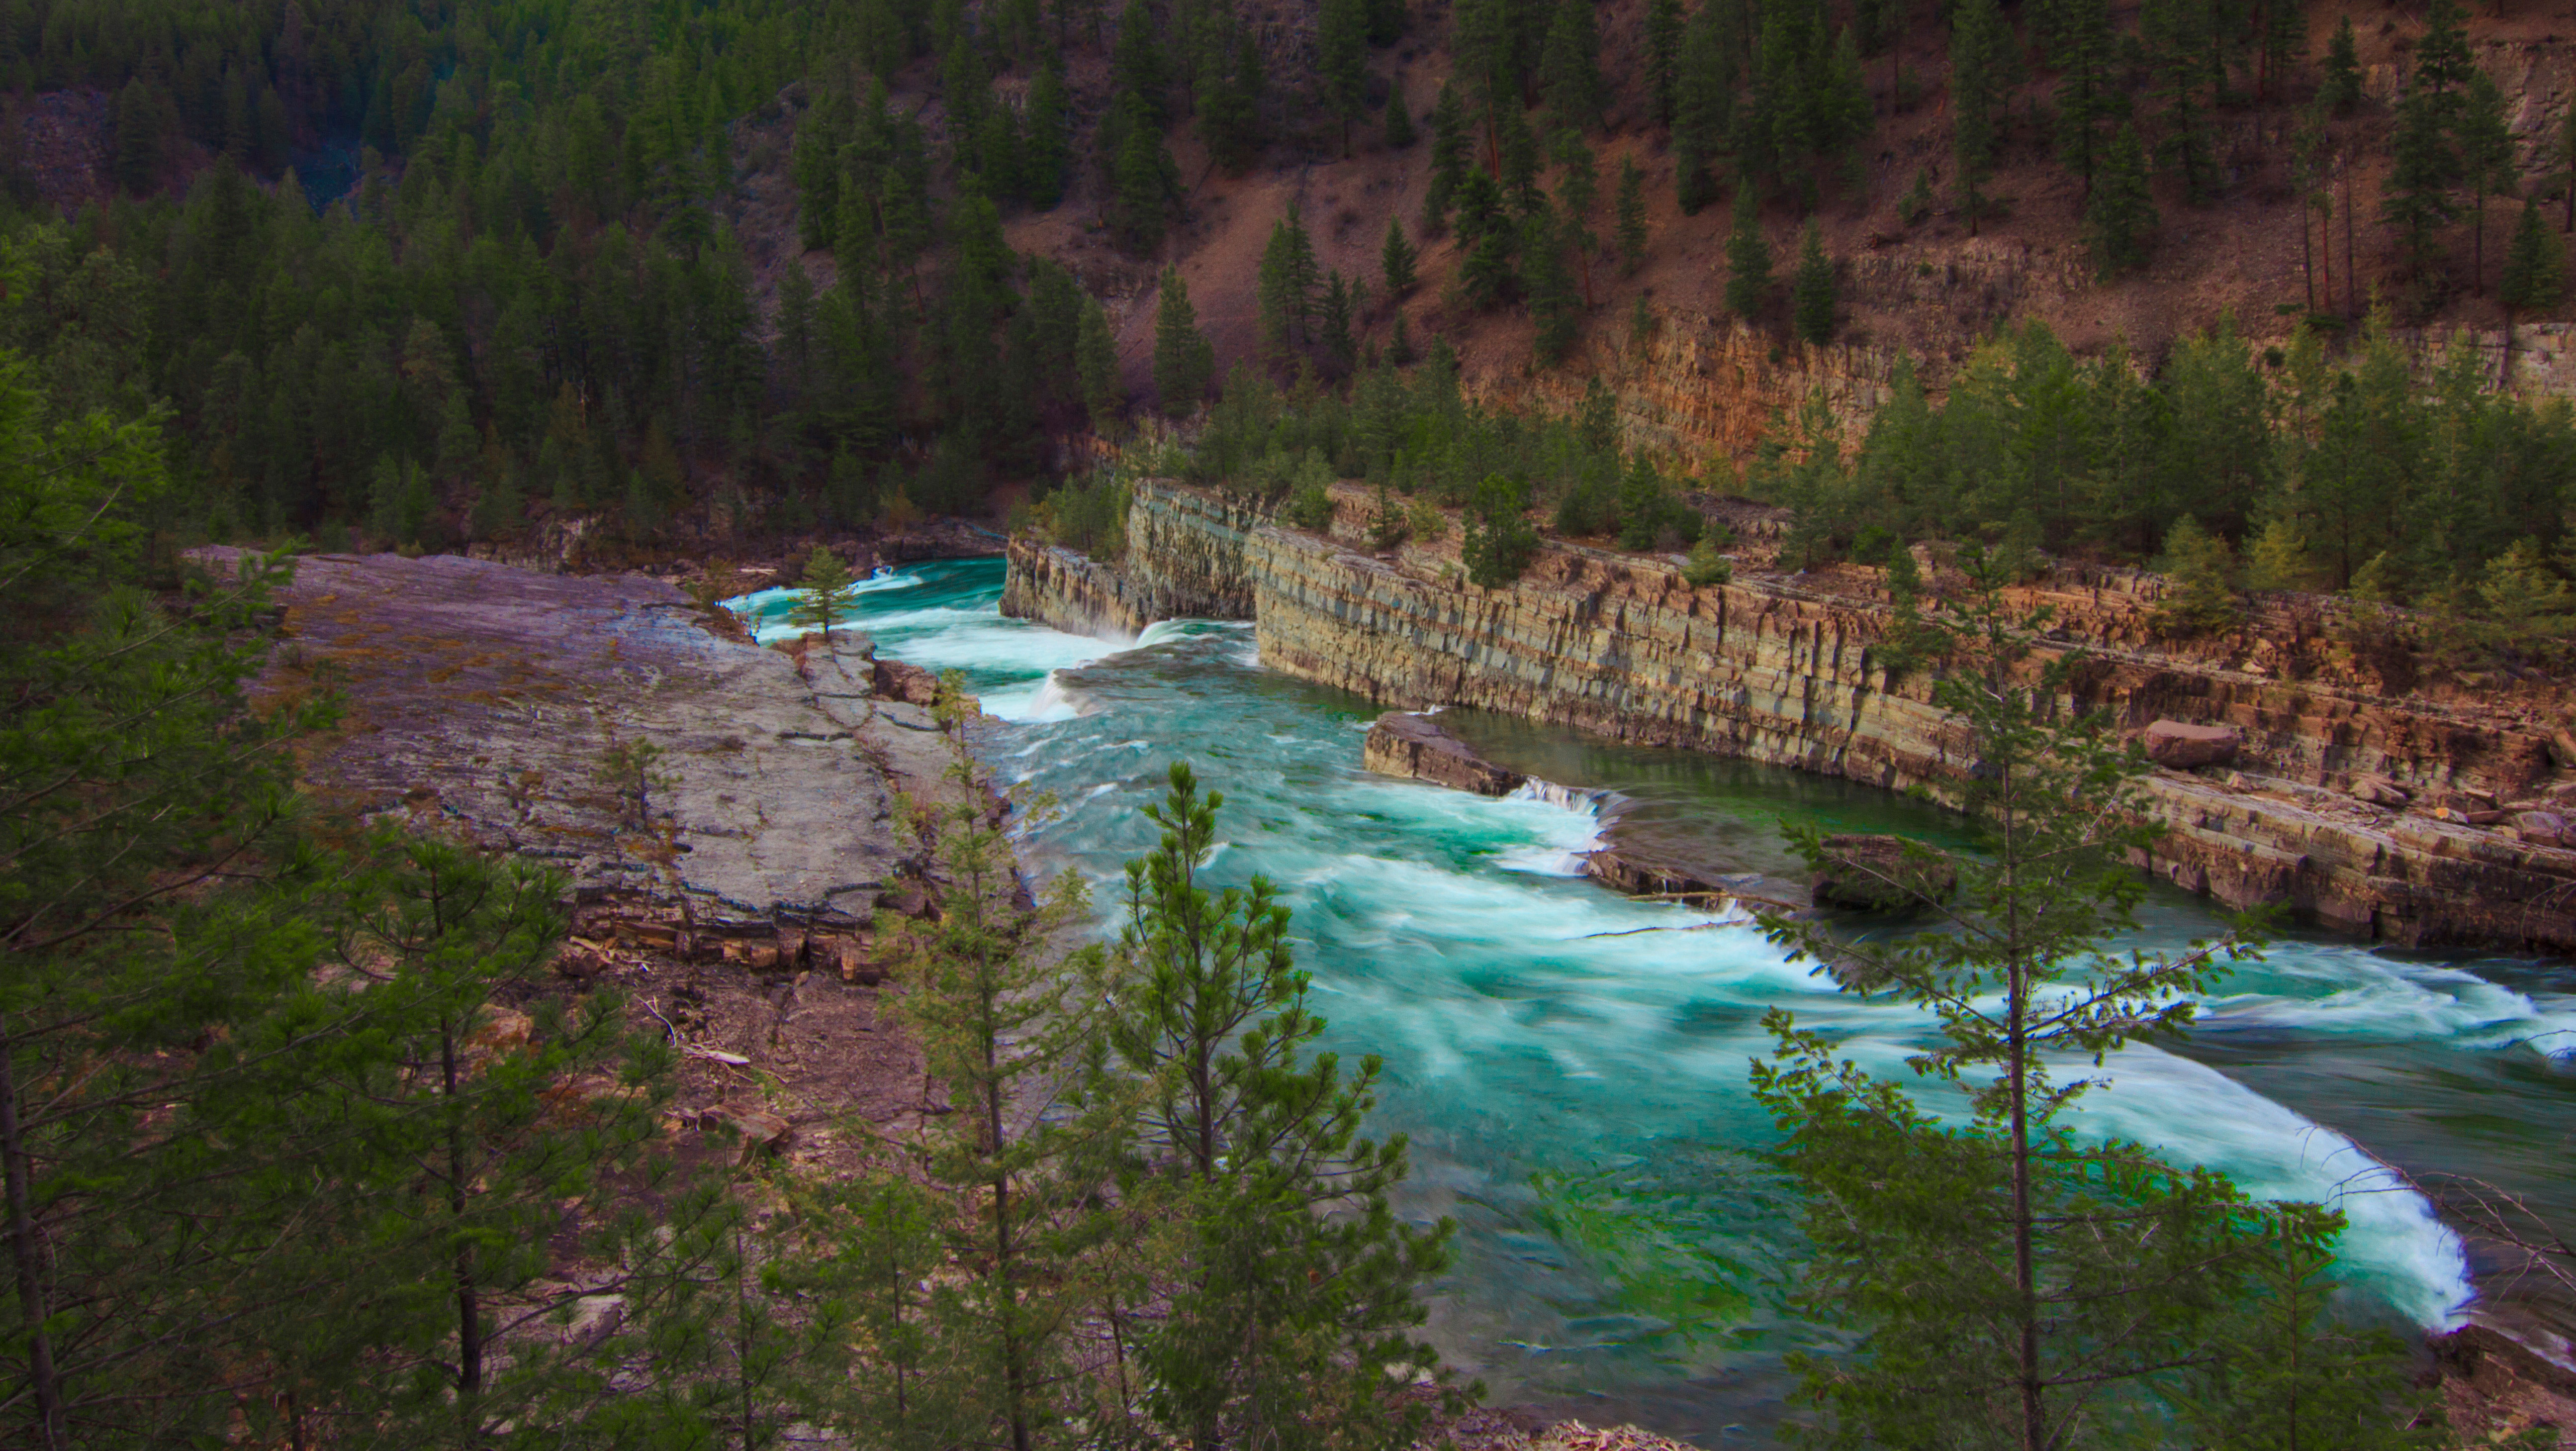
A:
[731,561,2576,1439]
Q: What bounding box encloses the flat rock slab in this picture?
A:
[239,551,916,936]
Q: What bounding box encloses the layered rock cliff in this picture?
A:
[1006,479,2576,955]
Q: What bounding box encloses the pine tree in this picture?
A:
[1671,0,1734,213]
[1463,472,1539,585]
[1724,187,1773,320]
[1791,221,1837,343]
[1319,0,1369,154]
[1539,0,1603,128]
[1258,207,1321,358]
[2383,64,2463,276]
[1025,57,1072,206]
[1461,217,1518,309]
[2456,71,2518,293]
[1381,214,1419,295]
[2500,200,2565,360]
[1554,130,1600,305]
[892,715,1115,1451]
[2141,0,2216,202]
[2319,14,2362,113]
[1949,0,2020,234]
[1106,765,1453,1451]
[1753,573,2416,1451]
[2154,515,2245,635]
[1614,154,1649,272]
[792,545,859,647]
[1153,267,1214,413]
[1320,270,1359,373]
[1383,73,1417,147]
[1425,81,1469,231]
[1076,295,1124,430]
[1109,92,1181,252]
[2051,0,2123,195]
[1644,0,1686,127]
[1525,204,1580,363]
[2085,123,2158,276]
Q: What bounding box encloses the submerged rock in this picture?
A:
[1809,834,1960,912]
[1362,711,1527,796]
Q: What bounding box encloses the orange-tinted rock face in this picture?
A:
[1007,479,2576,955]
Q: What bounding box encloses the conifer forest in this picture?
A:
[5,0,2576,1443]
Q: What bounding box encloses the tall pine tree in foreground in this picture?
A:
[1753,564,2430,1451]
[1108,764,1456,1451]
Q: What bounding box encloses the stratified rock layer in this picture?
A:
[1006,481,2576,954]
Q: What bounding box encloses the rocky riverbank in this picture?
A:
[1006,480,2576,957]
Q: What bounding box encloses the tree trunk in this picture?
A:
[2343,167,2357,320]
[443,1016,483,1410]
[0,1021,66,1451]
[2002,779,2044,1451]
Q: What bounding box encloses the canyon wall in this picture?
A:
[1006,480,2576,954]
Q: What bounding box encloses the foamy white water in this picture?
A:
[723,561,2573,1440]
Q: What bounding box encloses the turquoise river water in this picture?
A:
[731,559,2576,1443]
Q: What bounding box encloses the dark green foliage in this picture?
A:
[1724,188,1773,321]
[1463,471,1540,585]
[1107,765,1456,1451]
[2141,0,2217,201]
[2458,71,2519,291]
[1539,0,1604,127]
[2320,14,2363,113]
[2086,124,2159,276]
[1259,204,1322,359]
[1615,155,1650,272]
[1948,0,2020,231]
[1383,73,1418,147]
[1382,214,1420,296]
[1155,267,1216,414]
[1110,91,1184,251]
[2501,200,2566,317]
[2052,0,2125,193]
[1426,82,1471,232]
[1525,205,1581,364]
[2153,515,2245,635]
[1645,0,1687,126]
[1754,580,2423,1451]
[1320,0,1370,153]
[1461,223,1520,310]
[1077,296,1124,430]
[1791,221,1836,344]
[1671,0,1734,214]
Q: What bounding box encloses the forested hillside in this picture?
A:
[2,0,2573,598]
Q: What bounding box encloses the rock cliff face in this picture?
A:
[1007,480,2576,955]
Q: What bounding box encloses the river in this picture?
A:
[731,558,2576,1443]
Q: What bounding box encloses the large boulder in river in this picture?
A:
[1810,834,1958,913]
[1362,712,1526,796]
[873,658,946,706]
[2142,719,2241,770]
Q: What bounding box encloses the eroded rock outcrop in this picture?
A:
[1363,712,1527,796]
[1012,481,2576,955]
